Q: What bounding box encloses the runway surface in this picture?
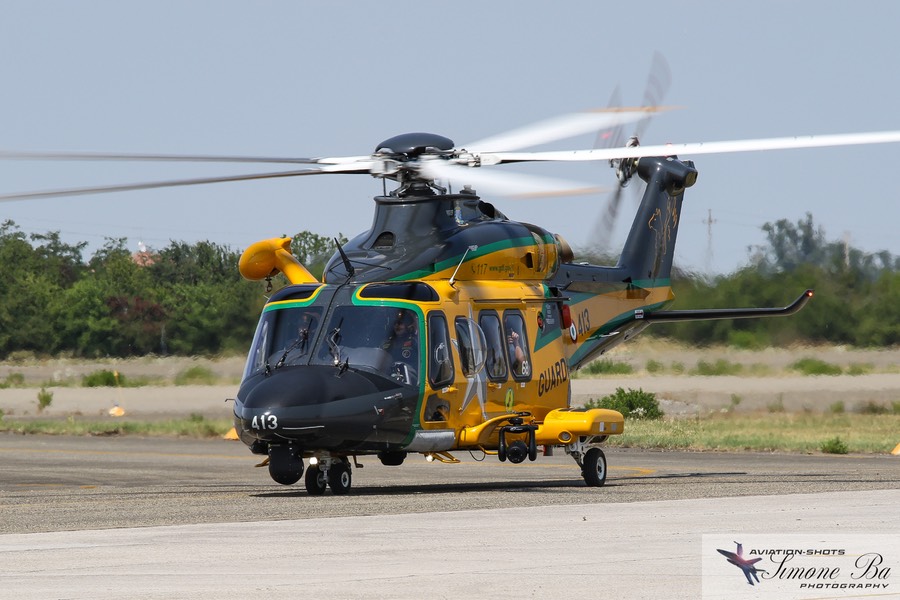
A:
[1,434,899,598]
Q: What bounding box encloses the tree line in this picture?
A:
[0,222,341,358]
[0,214,897,359]
[647,214,900,347]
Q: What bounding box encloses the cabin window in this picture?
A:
[503,311,531,380]
[479,311,507,381]
[454,317,486,377]
[428,312,454,389]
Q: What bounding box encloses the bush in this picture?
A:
[37,387,53,412]
[820,436,849,454]
[790,357,842,376]
[82,370,124,387]
[857,401,889,415]
[645,359,664,374]
[585,387,663,420]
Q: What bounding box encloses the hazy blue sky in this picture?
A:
[2,1,898,275]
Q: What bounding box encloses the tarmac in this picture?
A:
[1,489,898,599]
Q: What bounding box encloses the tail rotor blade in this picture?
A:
[634,51,672,140]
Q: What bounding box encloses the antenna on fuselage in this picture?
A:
[335,237,355,278]
[449,245,478,288]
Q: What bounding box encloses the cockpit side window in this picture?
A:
[428,312,453,388]
[312,305,420,385]
[244,317,271,379]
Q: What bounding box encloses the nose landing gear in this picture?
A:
[304,456,353,495]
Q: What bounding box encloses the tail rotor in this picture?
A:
[591,52,672,252]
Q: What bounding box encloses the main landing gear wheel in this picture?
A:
[327,460,352,495]
[581,447,607,487]
[304,465,327,495]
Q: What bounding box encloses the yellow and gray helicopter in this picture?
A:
[3,110,899,494]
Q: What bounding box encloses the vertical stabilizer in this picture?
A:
[617,157,697,283]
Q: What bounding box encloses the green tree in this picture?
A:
[291,231,348,280]
[55,238,163,356]
[0,222,70,356]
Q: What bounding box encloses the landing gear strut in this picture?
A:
[565,437,608,487]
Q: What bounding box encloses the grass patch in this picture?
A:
[82,369,125,387]
[0,373,25,388]
[790,357,843,376]
[846,363,874,376]
[606,413,900,454]
[691,359,743,376]
[174,365,218,386]
[5,410,900,454]
[581,359,634,376]
[0,415,233,438]
[80,369,160,388]
[855,401,900,415]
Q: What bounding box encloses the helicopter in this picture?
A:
[3,109,900,494]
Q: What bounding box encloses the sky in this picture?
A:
[2,1,899,275]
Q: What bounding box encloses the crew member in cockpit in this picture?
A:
[383,309,418,367]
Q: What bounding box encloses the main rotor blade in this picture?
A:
[0,150,376,165]
[418,159,606,198]
[463,108,671,153]
[481,130,900,164]
[0,164,372,203]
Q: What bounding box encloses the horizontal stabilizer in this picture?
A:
[637,290,813,323]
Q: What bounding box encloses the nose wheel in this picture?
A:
[304,465,327,495]
[327,460,352,495]
[304,458,352,495]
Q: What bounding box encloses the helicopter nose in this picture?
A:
[234,366,415,448]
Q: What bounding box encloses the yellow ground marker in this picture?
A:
[224,427,240,440]
[108,370,125,417]
[892,443,900,456]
